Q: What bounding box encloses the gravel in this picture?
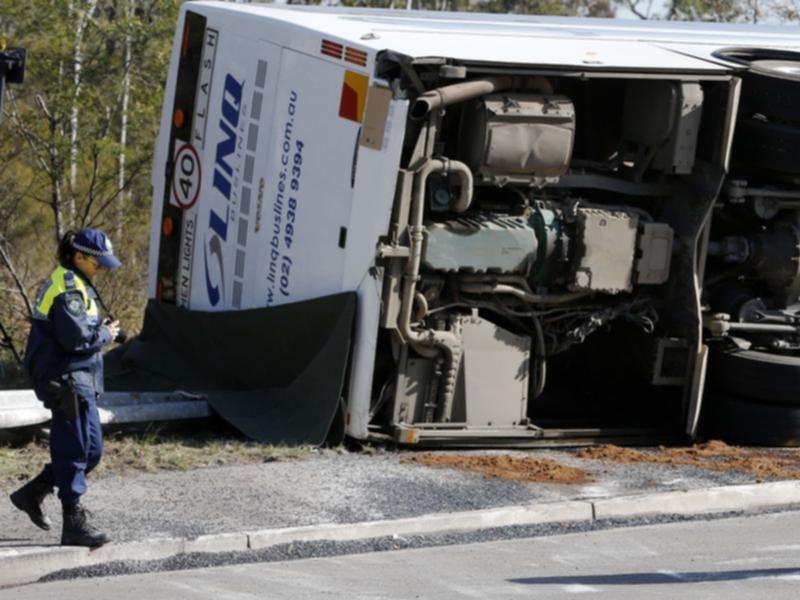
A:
[92,454,772,538]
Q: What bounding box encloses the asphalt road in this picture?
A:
[6,510,800,599]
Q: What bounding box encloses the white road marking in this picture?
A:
[715,557,763,566]
[561,584,600,593]
[759,544,800,553]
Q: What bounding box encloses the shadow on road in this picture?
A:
[510,567,800,586]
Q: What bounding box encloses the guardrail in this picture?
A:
[0,390,210,429]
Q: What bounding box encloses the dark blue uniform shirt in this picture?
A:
[24,265,112,399]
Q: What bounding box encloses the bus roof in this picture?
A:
[190,2,800,72]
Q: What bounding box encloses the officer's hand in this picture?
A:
[104,320,120,340]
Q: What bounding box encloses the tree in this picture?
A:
[333,0,615,15]
[0,0,182,383]
[622,0,800,21]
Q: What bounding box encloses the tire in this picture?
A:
[707,345,800,406]
[739,60,800,125]
[731,116,800,176]
[701,393,800,447]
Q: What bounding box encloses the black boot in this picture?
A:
[61,502,110,547]
[10,471,53,531]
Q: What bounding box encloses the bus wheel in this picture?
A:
[739,59,800,125]
[707,345,800,406]
[731,116,800,176]
[701,393,800,447]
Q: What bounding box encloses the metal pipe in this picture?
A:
[402,158,473,340]
[730,186,800,200]
[725,322,799,334]
[444,159,473,213]
[460,283,590,305]
[410,75,553,120]
[413,292,429,324]
[399,159,462,348]
[398,157,473,420]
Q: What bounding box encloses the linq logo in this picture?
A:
[203,73,244,306]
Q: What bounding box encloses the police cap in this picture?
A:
[72,228,122,270]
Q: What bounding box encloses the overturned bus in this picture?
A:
[111,2,800,447]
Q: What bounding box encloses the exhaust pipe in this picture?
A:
[410,75,553,120]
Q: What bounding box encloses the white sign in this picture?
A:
[172,143,202,209]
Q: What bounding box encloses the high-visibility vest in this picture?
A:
[32,266,99,321]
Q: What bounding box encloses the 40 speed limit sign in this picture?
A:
[172,143,201,209]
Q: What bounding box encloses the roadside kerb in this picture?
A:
[592,480,800,519]
[247,501,593,550]
[0,546,88,588]
[0,500,592,588]
[80,537,187,567]
[0,535,249,589]
[2,480,800,588]
[184,532,249,554]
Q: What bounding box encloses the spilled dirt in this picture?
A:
[577,440,800,481]
[404,441,800,485]
[405,453,593,484]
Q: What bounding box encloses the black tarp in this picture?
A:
[105,292,356,445]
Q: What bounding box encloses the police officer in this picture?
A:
[10,228,122,547]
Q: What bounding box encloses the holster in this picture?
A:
[45,379,80,421]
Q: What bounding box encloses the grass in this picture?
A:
[0,421,314,489]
